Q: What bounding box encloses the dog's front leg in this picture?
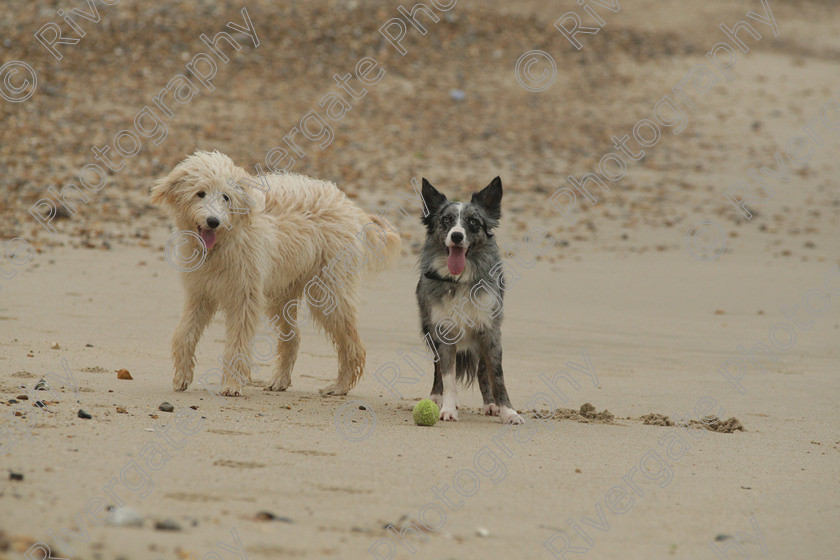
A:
[425,327,443,407]
[438,345,458,421]
[172,296,217,391]
[484,344,523,425]
[219,290,262,397]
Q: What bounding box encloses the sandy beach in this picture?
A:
[1,1,839,558]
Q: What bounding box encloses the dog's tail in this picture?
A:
[358,214,402,275]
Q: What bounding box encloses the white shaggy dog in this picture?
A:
[151,150,401,397]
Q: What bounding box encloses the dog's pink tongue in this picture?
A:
[200,229,216,250]
[447,246,466,275]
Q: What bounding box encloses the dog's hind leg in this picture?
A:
[172,296,218,392]
[476,355,499,416]
[311,294,365,396]
[265,298,302,392]
[429,360,443,407]
[455,351,479,410]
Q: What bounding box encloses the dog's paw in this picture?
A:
[266,372,291,391]
[500,407,524,425]
[319,384,349,396]
[265,383,289,392]
[220,386,243,397]
[172,372,192,392]
[483,403,500,416]
[440,407,459,422]
[430,393,443,407]
[265,375,292,391]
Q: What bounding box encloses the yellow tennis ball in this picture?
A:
[413,399,439,426]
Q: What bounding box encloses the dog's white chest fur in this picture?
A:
[428,282,500,349]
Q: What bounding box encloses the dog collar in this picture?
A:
[423,270,462,284]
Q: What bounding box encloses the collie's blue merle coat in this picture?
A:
[415,177,523,424]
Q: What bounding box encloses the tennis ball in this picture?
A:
[413,399,439,426]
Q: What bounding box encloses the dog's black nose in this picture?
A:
[450,231,464,244]
[206,216,220,229]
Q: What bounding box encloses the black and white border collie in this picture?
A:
[415,177,523,424]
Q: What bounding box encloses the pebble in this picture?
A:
[476,526,489,537]
[50,342,60,350]
[34,378,49,391]
[154,519,182,531]
[255,511,293,523]
[116,369,133,380]
[159,402,175,412]
[78,409,92,419]
[10,472,24,481]
[116,407,127,414]
[449,89,466,102]
[110,507,143,527]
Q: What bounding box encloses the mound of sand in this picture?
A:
[640,413,745,433]
[529,403,615,424]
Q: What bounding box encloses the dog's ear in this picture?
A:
[151,165,189,206]
[472,176,502,220]
[420,178,447,226]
